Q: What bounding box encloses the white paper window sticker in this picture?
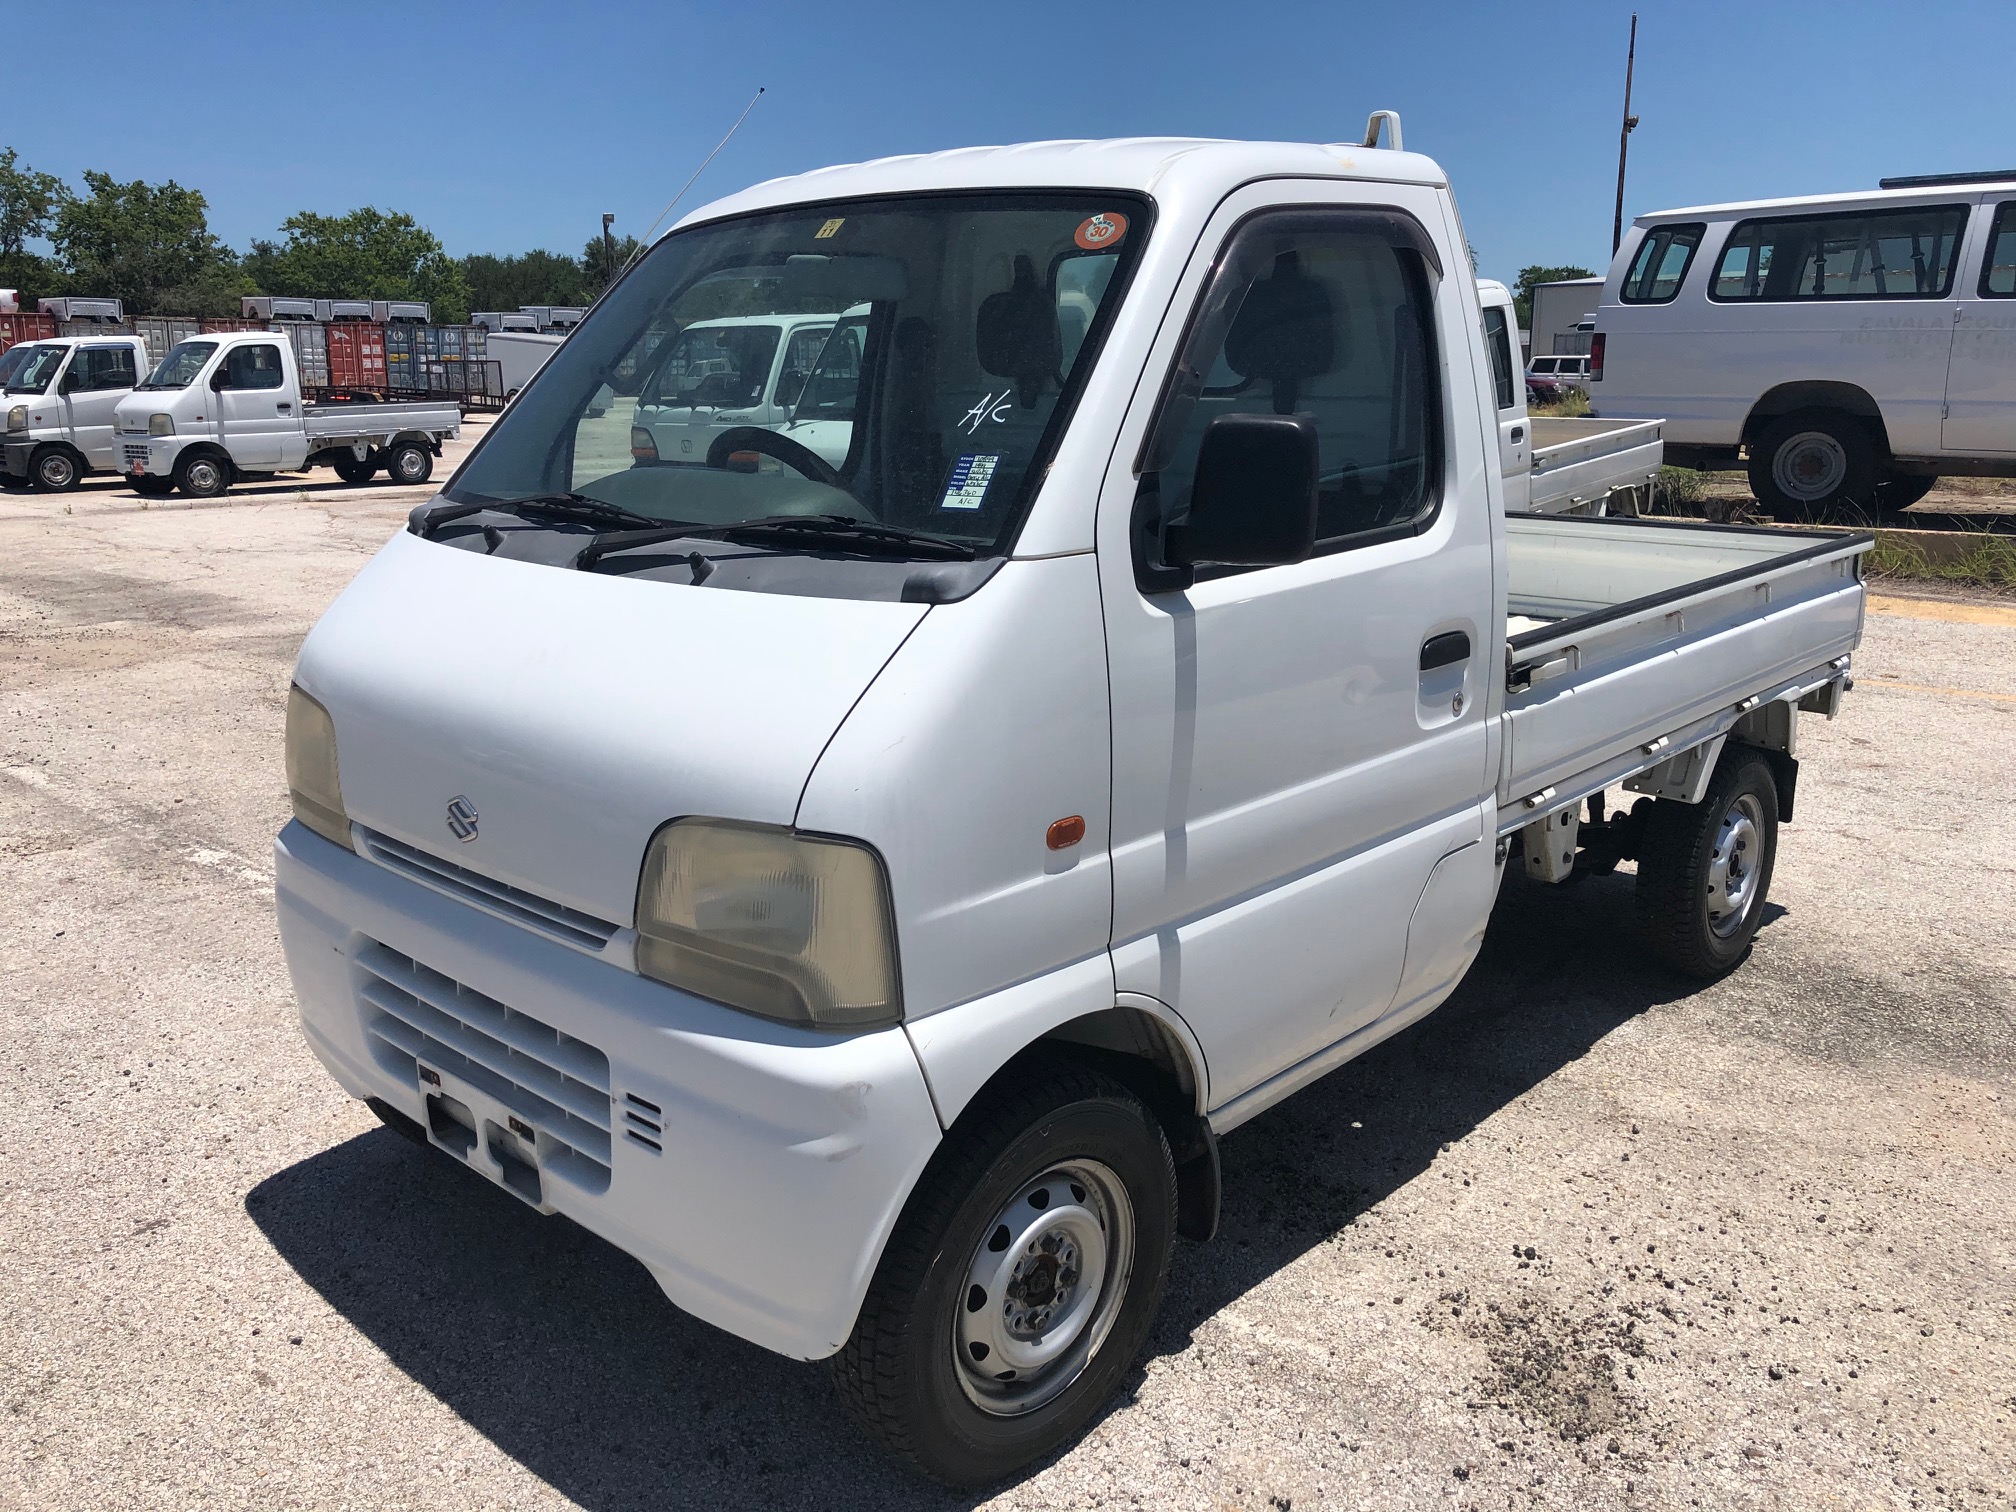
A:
[940,454,999,510]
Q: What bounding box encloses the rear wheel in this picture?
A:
[833,1059,1177,1487]
[386,440,433,486]
[331,453,377,485]
[1635,749,1780,979]
[131,475,174,497]
[1875,471,1937,514]
[174,451,230,499]
[1748,410,1877,517]
[30,445,81,493]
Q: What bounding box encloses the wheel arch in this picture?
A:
[1742,381,1891,455]
[30,439,87,475]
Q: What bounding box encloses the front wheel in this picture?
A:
[833,1059,1176,1487]
[1747,410,1877,517]
[385,440,433,486]
[1875,471,1937,514]
[1635,749,1780,979]
[174,451,231,499]
[30,445,81,493]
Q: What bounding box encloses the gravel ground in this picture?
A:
[1,488,2012,1512]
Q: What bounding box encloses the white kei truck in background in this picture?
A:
[113,332,462,498]
[2,334,151,491]
[1476,278,1662,514]
[275,118,1870,1485]
[1591,170,2016,515]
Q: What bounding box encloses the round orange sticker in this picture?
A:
[1074,212,1129,251]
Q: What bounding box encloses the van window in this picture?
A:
[1711,204,1968,301]
[1982,202,2016,298]
[224,344,286,389]
[1621,223,1703,303]
[75,345,139,390]
[1482,306,1516,409]
[1530,357,1557,375]
[1142,209,1442,563]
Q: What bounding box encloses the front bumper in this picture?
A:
[273,820,943,1360]
[2,438,39,478]
[116,434,187,478]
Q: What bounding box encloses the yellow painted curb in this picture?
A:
[1867,593,2016,628]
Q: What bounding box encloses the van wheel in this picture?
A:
[1748,410,1876,516]
[1635,749,1780,979]
[30,445,81,492]
[174,452,230,499]
[833,1058,1176,1487]
[1875,471,1937,514]
[332,454,377,485]
[386,441,433,485]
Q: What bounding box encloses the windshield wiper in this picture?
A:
[411,493,665,538]
[576,514,979,570]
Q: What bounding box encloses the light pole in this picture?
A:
[1612,14,1641,255]
[601,213,617,289]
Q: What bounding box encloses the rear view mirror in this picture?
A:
[1168,413,1319,568]
[976,253,1059,408]
[774,255,907,304]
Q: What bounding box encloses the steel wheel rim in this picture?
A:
[1707,792,1765,938]
[395,450,425,481]
[185,459,221,492]
[954,1158,1135,1417]
[39,454,75,488]
[1772,431,1846,503]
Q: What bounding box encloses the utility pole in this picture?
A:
[1612,13,1640,255]
[601,213,617,289]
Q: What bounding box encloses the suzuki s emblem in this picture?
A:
[445,796,479,843]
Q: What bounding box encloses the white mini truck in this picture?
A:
[276,119,1870,1484]
[113,332,462,498]
[2,335,151,491]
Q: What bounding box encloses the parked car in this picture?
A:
[1526,352,1595,400]
[1592,170,2016,513]
[274,119,1870,1485]
[1,334,151,491]
[114,333,461,497]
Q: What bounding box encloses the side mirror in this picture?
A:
[1167,413,1319,569]
[59,369,80,394]
[209,368,228,392]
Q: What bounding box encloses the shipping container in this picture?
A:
[0,311,60,355]
[58,318,137,340]
[134,316,201,366]
[199,317,269,333]
[325,321,388,390]
[273,321,331,388]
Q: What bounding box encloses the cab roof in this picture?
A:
[673,136,1449,233]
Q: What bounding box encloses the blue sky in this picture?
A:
[10,0,2015,286]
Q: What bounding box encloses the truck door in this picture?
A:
[212,341,291,468]
[1944,198,2016,453]
[1483,304,1531,509]
[1096,189,1498,1109]
[60,344,138,467]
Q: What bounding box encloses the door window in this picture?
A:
[76,346,139,390]
[224,344,286,389]
[1711,204,1969,300]
[1482,307,1516,410]
[1620,223,1704,303]
[774,323,832,408]
[1140,209,1443,569]
[1981,202,2016,298]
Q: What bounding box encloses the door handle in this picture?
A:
[276,402,292,412]
[1420,631,1472,671]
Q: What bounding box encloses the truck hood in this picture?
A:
[294,529,927,926]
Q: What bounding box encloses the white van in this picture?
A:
[1592,171,2016,513]
[277,126,1869,1483]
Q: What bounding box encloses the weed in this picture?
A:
[1530,390,1592,418]
[1868,528,2016,593]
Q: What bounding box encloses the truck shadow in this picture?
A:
[245,865,1749,1510]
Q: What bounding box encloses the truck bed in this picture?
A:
[1526,415,1663,515]
[303,399,461,442]
[1496,515,1871,833]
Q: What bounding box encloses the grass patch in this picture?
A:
[1655,466,1707,509]
[1868,528,2016,594]
[1529,391,1591,418]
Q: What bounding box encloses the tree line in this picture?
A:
[0,149,642,323]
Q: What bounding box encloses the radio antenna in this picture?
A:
[623,87,767,275]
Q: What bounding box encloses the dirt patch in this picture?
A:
[1421,1284,1647,1443]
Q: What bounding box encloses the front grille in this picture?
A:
[356,940,613,1193]
[621,1092,664,1154]
[123,444,151,465]
[357,828,621,952]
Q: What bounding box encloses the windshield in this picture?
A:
[140,341,219,390]
[5,344,69,393]
[0,344,46,387]
[446,191,1149,558]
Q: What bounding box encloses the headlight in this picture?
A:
[6,406,23,431]
[285,686,353,851]
[149,413,175,437]
[629,425,658,461]
[634,818,899,1029]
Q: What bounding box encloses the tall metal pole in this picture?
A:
[601,213,616,289]
[1612,13,1640,255]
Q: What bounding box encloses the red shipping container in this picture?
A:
[325,321,388,391]
[0,311,59,355]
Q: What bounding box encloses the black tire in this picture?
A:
[1747,409,1878,517]
[385,440,433,486]
[131,475,174,497]
[332,454,378,485]
[174,451,231,499]
[833,1058,1177,1487]
[1875,471,1937,514]
[1635,749,1780,979]
[29,445,81,493]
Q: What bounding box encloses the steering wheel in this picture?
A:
[705,427,848,490]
